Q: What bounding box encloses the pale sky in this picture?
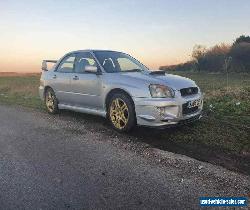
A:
[0,0,250,72]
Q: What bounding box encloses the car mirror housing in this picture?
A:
[85,65,99,74]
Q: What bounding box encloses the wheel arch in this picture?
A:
[105,88,135,112]
[43,86,56,100]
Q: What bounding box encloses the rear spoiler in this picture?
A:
[42,60,57,71]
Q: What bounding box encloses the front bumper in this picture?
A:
[133,93,203,127]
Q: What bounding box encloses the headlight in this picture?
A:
[149,84,175,98]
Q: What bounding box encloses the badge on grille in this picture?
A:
[187,88,193,94]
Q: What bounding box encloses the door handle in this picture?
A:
[52,75,57,79]
[73,75,79,80]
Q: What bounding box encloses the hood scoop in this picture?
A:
[148,70,166,75]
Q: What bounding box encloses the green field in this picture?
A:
[0,72,249,174]
[0,73,43,109]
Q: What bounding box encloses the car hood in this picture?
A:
[120,71,196,90]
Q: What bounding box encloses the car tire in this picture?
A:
[108,93,136,132]
[45,88,59,114]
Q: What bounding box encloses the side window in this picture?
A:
[117,57,140,71]
[103,58,117,72]
[75,53,97,73]
[57,55,76,73]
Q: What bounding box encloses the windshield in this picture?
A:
[93,51,149,73]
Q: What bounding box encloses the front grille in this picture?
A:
[182,103,199,115]
[180,87,198,97]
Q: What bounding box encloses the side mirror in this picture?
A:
[85,65,98,74]
[42,61,48,71]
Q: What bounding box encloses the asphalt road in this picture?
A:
[0,105,249,210]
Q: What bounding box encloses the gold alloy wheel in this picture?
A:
[110,98,129,129]
[46,92,55,112]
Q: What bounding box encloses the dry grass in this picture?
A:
[0,73,42,108]
[0,72,40,77]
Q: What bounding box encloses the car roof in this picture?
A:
[67,49,123,54]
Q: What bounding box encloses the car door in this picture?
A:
[70,52,103,109]
[51,54,76,105]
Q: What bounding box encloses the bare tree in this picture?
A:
[192,45,206,72]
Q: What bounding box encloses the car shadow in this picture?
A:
[59,110,250,176]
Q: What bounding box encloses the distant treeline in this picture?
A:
[160,35,250,72]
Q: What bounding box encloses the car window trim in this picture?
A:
[55,53,76,73]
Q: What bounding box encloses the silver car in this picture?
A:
[39,50,203,132]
